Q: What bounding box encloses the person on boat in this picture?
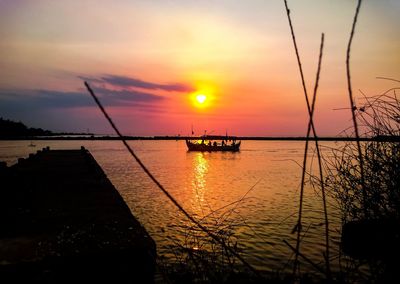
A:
[208,141,212,146]
[213,141,217,147]
[222,140,225,146]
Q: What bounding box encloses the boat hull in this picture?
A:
[186,140,240,152]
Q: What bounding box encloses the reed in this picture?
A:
[315,83,400,281]
[84,82,262,280]
[283,0,330,280]
[323,85,400,222]
[346,0,368,218]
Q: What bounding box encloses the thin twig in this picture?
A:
[311,34,331,279]
[283,0,309,275]
[346,0,367,215]
[283,0,330,278]
[84,81,262,279]
[376,77,400,84]
[283,240,325,275]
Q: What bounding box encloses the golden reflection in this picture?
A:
[191,152,209,216]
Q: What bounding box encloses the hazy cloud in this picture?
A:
[90,74,194,92]
[0,87,164,110]
[0,73,181,122]
[0,89,91,109]
[91,86,164,104]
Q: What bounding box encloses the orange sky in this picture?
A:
[0,0,399,136]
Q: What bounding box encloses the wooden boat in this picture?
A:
[186,136,241,152]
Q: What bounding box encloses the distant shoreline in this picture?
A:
[2,118,396,142]
[0,135,382,141]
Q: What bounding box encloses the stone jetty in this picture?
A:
[0,147,156,283]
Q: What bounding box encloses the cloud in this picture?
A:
[0,89,90,108]
[83,74,195,93]
[0,73,186,120]
[0,87,164,110]
[91,86,164,104]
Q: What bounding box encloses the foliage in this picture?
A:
[0,117,53,137]
[322,86,400,222]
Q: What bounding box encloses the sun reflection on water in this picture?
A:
[191,152,209,216]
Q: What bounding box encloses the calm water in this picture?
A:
[0,140,342,274]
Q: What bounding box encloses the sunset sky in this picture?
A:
[0,0,399,136]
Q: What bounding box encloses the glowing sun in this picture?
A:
[196,94,207,104]
[190,85,215,109]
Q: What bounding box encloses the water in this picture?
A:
[0,140,342,274]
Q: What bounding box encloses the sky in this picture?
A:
[0,0,399,136]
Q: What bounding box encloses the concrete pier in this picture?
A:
[0,147,156,283]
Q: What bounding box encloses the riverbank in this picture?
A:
[0,147,156,283]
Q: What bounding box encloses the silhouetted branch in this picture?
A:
[283,240,325,275]
[84,81,262,279]
[346,0,367,215]
[283,0,330,278]
[312,34,331,279]
[376,77,400,84]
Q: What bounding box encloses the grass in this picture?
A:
[314,84,400,282]
[322,87,400,222]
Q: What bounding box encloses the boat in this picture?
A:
[28,141,36,147]
[186,135,241,152]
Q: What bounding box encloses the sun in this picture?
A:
[196,94,207,104]
[189,85,215,109]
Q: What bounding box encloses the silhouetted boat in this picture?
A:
[186,136,241,152]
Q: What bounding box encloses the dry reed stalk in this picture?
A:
[346,0,367,216]
[312,35,331,279]
[84,81,262,279]
[283,0,330,279]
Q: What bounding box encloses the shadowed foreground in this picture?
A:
[0,147,156,283]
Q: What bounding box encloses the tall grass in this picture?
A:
[308,83,400,282]
[322,85,400,222]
